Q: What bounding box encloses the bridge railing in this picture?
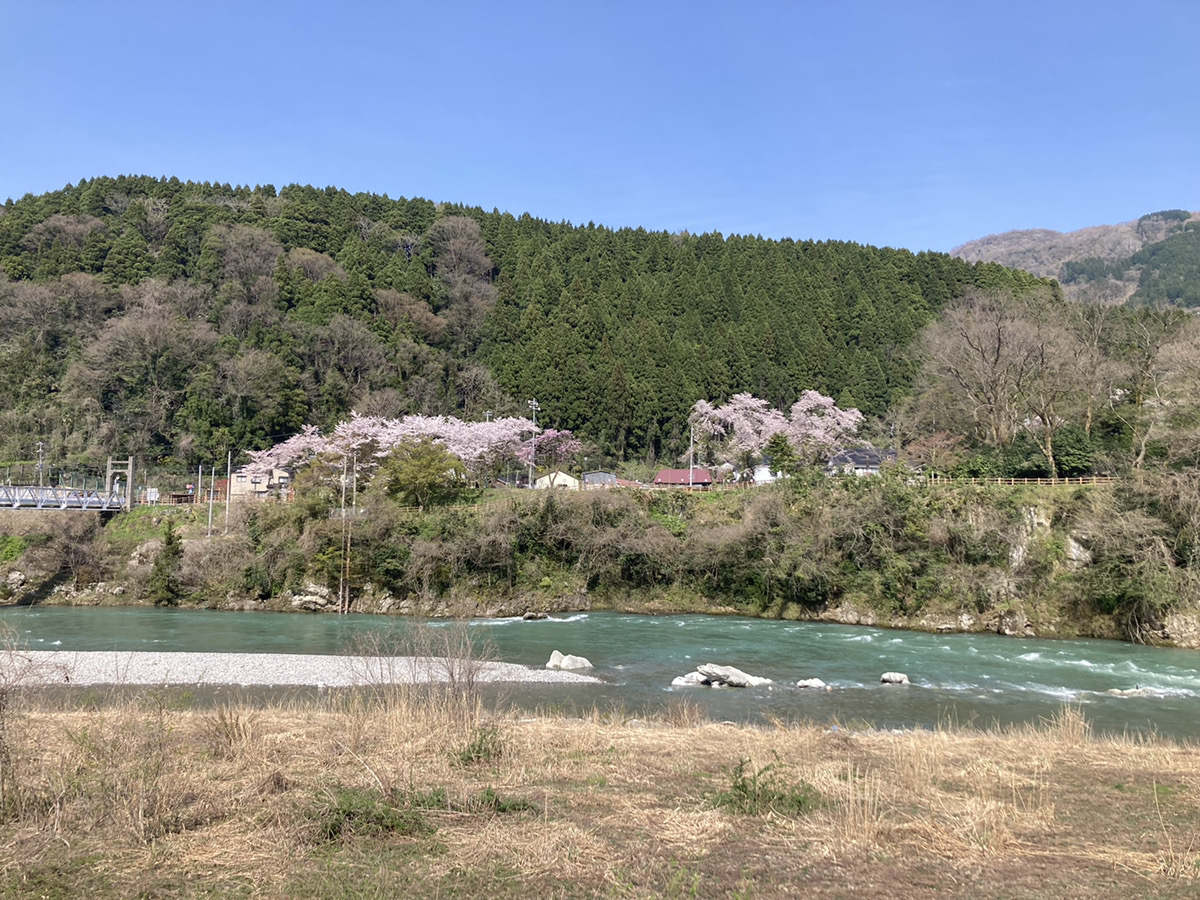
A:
[0,485,125,510]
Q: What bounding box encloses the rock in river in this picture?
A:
[546,650,593,670]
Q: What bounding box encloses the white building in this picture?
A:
[534,470,580,490]
[229,467,292,500]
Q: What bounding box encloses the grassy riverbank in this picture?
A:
[2,681,1198,898]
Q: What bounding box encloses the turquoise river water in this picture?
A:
[3,606,1200,738]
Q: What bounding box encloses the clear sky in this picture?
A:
[4,0,1197,252]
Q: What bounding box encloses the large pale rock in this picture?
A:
[546,650,593,670]
[1064,536,1092,567]
[290,582,334,611]
[880,671,910,685]
[672,671,707,686]
[994,609,1035,637]
[696,663,772,688]
[1161,613,1200,649]
[796,678,828,689]
[6,570,26,590]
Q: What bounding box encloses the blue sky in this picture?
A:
[4,0,1197,252]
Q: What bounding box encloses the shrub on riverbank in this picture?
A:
[197,472,1200,640]
[9,471,1200,643]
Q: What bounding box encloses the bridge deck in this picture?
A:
[0,485,125,510]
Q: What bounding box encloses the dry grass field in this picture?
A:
[1,670,1199,900]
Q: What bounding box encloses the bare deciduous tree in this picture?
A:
[21,214,105,252]
[284,247,345,284]
[378,288,448,345]
[1109,308,1200,468]
[427,216,492,281]
[1009,308,1085,478]
[209,224,283,288]
[918,289,1047,448]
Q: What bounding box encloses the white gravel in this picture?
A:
[15,651,602,687]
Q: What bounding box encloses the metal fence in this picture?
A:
[0,485,125,511]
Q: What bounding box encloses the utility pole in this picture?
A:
[36,441,44,487]
[689,425,695,489]
[225,450,232,533]
[527,399,540,489]
[339,455,349,614]
[207,465,216,536]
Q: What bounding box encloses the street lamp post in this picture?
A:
[527,399,540,488]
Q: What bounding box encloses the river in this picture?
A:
[3,606,1199,738]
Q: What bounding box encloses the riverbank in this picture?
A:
[1,683,1197,898]
[14,649,601,687]
[6,472,1200,649]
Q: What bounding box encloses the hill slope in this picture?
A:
[952,209,1200,305]
[0,175,1051,470]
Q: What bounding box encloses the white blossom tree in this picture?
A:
[243,413,536,488]
[785,390,865,462]
[690,390,862,469]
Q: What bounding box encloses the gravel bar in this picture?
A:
[17,651,602,687]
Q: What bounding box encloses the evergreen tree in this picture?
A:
[102,229,151,284]
[147,519,184,606]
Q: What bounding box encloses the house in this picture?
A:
[752,464,783,484]
[825,448,897,477]
[229,467,292,500]
[534,470,580,490]
[652,468,713,488]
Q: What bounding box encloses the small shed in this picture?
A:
[652,468,713,488]
[583,471,640,489]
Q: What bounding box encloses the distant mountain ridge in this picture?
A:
[952,209,1200,305]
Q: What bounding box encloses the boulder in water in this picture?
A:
[880,671,910,685]
[672,671,707,686]
[696,663,772,688]
[546,650,593,670]
[796,677,828,690]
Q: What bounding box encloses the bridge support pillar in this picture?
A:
[106,457,134,511]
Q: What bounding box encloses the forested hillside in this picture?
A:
[0,176,1050,471]
[952,209,1200,306]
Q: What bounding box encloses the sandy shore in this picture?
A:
[14,651,602,687]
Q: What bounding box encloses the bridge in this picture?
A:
[0,485,126,511]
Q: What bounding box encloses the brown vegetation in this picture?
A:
[1,677,1198,898]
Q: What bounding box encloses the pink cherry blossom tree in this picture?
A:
[243,413,537,488]
[690,392,787,468]
[786,390,864,461]
[690,390,862,468]
[517,428,583,469]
